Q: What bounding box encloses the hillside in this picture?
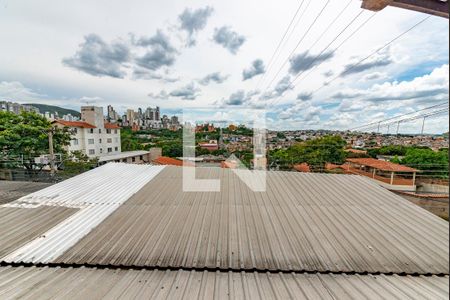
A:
[25,103,80,118]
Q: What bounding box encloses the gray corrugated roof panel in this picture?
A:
[55,166,449,274]
[0,266,447,300]
[0,206,77,257]
[0,163,165,263]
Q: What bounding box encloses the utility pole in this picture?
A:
[48,128,56,175]
[421,116,426,135]
[377,121,381,134]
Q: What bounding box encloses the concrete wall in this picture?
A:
[418,183,449,194]
[397,193,449,220]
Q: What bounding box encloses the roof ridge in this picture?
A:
[1,261,448,277]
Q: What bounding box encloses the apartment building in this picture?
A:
[53,106,121,158]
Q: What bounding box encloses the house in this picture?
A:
[53,106,121,158]
[198,140,219,151]
[344,157,418,191]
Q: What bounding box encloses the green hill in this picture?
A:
[25,103,81,118]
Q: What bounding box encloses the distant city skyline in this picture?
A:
[0,0,448,133]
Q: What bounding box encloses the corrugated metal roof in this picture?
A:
[54,166,448,274]
[0,206,77,257]
[2,163,164,208]
[0,266,447,299]
[98,151,150,163]
[1,163,165,263]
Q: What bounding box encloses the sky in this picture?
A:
[0,0,448,133]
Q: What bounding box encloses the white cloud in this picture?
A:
[0,81,45,101]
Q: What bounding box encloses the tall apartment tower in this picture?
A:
[81,106,104,128]
[155,107,160,121]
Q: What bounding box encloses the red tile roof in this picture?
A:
[294,163,311,173]
[153,156,193,167]
[104,123,121,129]
[346,158,418,172]
[221,161,238,169]
[53,120,96,128]
[345,148,367,154]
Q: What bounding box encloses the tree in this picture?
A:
[159,141,183,157]
[121,128,145,151]
[286,135,346,171]
[0,111,71,169]
[400,148,448,178]
[59,151,98,178]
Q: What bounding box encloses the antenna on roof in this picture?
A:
[81,99,97,106]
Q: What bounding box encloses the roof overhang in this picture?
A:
[361,0,449,18]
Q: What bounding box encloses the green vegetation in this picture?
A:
[59,151,98,178]
[399,148,448,178]
[368,145,408,157]
[368,145,431,158]
[222,125,253,136]
[121,128,147,151]
[270,135,346,171]
[25,103,81,118]
[121,128,183,157]
[0,111,71,169]
[367,145,448,178]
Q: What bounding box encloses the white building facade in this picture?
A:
[53,106,121,158]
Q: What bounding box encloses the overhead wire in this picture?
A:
[269,8,372,107]
[255,0,307,91]
[312,15,432,96]
[349,102,449,131]
[261,0,332,96]
[289,11,377,91]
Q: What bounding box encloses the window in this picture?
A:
[98,129,102,134]
[88,139,94,145]
[107,138,112,143]
[140,155,143,160]
[106,129,111,134]
[99,138,102,143]
[115,147,118,151]
[114,129,118,134]
[89,128,94,134]
[72,139,79,145]
[73,128,78,134]
[132,157,136,162]
[100,148,103,154]
[107,147,112,153]
[88,149,95,155]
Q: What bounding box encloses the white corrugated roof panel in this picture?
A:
[1,163,165,263]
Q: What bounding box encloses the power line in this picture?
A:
[261,0,331,96]
[312,15,432,96]
[350,102,449,131]
[290,11,377,91]
[255,0,307,91]
[267,9,377,108]
[274,9,368,107]
[357,107,449,132]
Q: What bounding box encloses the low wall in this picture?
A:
[395,193,449,220]
[418,183,449,194]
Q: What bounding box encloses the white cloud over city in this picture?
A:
[0,0,448,133]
